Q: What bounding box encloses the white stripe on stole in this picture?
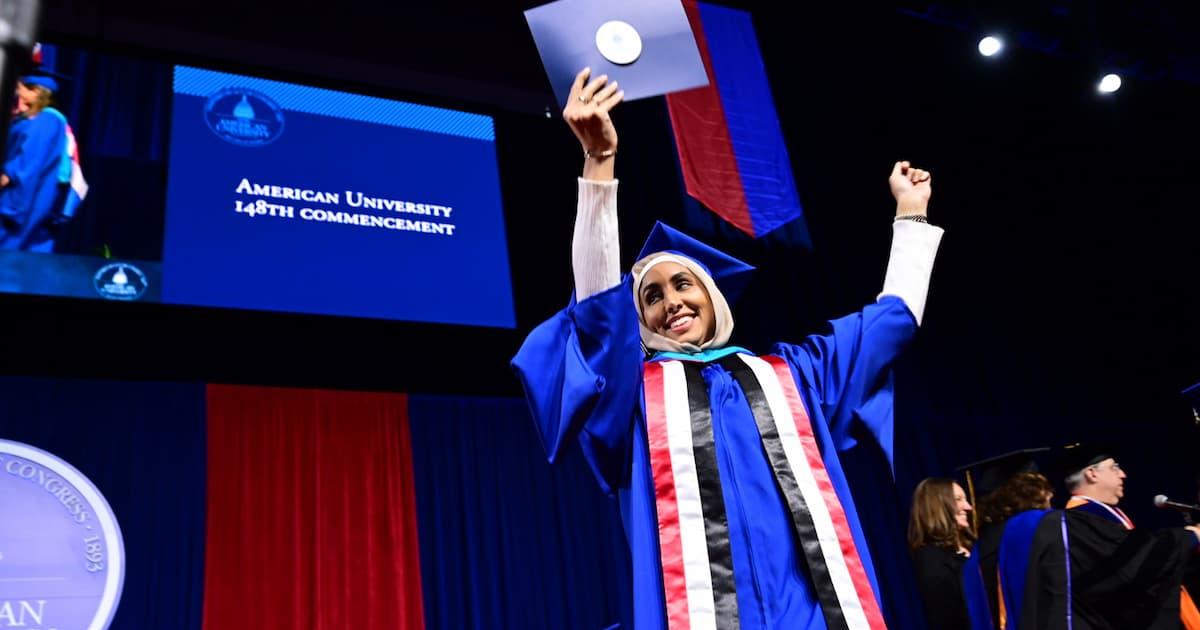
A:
[1077,496,1133,529]
[661,361,718,630]
[736,355,872,629]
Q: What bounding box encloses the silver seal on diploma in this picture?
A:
[595,20,643,65]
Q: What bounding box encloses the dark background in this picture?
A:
[5,0,1200,558]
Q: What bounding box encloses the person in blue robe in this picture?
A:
[1,72,73,252]
[512,68,944,630]
[956,448,1054,629]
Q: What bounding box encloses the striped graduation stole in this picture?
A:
[642,354,887,630]
[1065,496,1134,530]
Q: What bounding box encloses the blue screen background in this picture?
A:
[163,66,514,327]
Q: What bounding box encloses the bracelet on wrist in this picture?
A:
[895,214,928,223]
[584,148,616,159]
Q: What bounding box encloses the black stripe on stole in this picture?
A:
[719,356,849,630]
[681,362,740,629]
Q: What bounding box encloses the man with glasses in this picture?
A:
[1059,443,1200,628]
[1060,444,1133,528]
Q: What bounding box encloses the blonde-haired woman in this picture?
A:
[1,70,74,252]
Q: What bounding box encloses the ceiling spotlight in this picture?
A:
[978,36,1004,57]
[1097,73,1122,94]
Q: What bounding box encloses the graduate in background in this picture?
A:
[908,478,975,630]
[513,67,944,629]
[0,58,87,253]
[956,449,1053,629]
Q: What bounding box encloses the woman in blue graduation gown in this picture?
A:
[512,69,944,630]
[1,73,73,252]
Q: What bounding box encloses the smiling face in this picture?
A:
[952,483,973,530]
[14,81,49,116]
[638,260,716,347]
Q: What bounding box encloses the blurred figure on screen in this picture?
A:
[1,63,87,253]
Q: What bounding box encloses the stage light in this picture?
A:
[978,36,1004,57]
[1098,73,1122,94]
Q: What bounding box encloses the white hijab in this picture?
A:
[631,252,735,354]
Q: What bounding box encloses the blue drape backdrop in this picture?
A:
[407,395,632,630]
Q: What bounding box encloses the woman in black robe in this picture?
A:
[909,477,976,629]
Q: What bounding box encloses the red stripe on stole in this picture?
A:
[643,361,692,630]
[763,356,888,629]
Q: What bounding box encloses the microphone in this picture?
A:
[1153,495,1200,512]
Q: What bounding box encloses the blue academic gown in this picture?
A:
[1,108,70,252]
[513,277,917,629]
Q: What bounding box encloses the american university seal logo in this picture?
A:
[92,263,148,301]
[204,87,285,146]
[0,440,125,630]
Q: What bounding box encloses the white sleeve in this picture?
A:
[878,219,945,325]
[572,177,622,302]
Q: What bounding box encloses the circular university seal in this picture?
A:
[595,20,643,66]
[203,87,286,147]
[92,263,148,301]
[0,439,125,630]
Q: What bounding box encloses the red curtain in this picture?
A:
[202,385,425,629]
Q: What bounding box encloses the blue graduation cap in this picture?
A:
[19,67,68,93]
[524,0,709,107]
[635,221,755,303]
[1053,443,1118,482]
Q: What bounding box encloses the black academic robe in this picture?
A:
[913,544,971,630]
[1004,509,1196,630]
